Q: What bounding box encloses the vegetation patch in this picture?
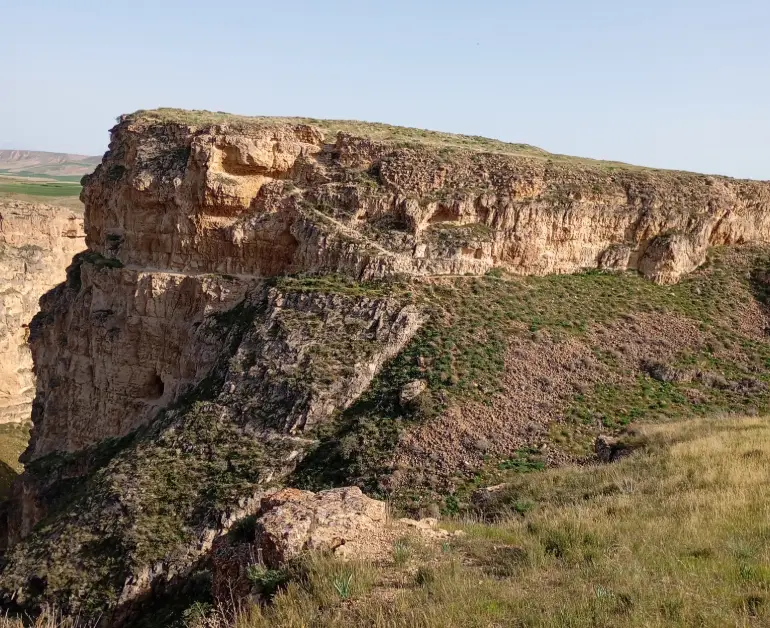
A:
[198,416,770,627]
[0,180,81,198]
[0,423,29,499]
[276,273,408,298]
[296,246,770,510]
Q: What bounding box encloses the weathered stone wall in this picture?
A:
[84,113,770,286]
[0,201,84,425]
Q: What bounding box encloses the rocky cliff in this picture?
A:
[0,200,84,425]
[3,109,770,624]
[84,110,770,285]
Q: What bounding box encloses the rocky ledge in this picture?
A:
[3,109,770,624]
[87,109,770,285]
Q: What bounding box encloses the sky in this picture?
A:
[3,0,769,179]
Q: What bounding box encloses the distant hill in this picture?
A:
[0,150,97,207]
[0,149,101,177]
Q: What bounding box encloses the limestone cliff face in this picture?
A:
[26,262,252,459]
[0,201,84,425]
[4,110,770,622]
[3,279,421,616]
[85,111,770,287]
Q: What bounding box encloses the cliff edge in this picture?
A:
[3,110,770,624]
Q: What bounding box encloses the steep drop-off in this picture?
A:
[4,109,770,624]
[85,110,770,285]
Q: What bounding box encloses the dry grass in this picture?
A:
[0,608,91,627]
[126,109,687,174]
[195,415,770,627]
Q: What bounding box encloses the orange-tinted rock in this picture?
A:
[0,200,84,425]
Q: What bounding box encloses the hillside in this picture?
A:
[0,150,100,177]
[2,110,770,626]
[203,415,770,627]
[0,150,99,209]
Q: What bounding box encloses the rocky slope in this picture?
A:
[0,200,84,425]
[3,109,770,624]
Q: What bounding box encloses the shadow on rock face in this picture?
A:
[0,460,18,501]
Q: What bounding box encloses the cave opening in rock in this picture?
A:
[146,372,165,400]
[427,203,457,224]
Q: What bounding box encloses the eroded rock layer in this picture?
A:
[87,111,770,286]
[26,261,251,458]
[0,201,84,425]
[4,109,770,623]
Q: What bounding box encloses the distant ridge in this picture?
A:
[0,150,100,177]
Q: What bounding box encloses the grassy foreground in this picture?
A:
[3,418,767,626]
[202,416,770,627]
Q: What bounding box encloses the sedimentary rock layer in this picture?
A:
[86,111,770,287]
[0,201,84,424]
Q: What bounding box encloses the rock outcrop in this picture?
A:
[84,110,770,287]
[0,201,84,425]
[26,259,253,458]
[211,486,459,607]
[4,109,770,623]
[251,486,387,566]
[1,278,421,617]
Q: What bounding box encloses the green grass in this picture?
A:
[276,273,409,298]
[415,249,769,402]
[0,422,28,499]
[294,246,770,509]
[0,170,84,183]
[0,180,82,197]
[219,416,770,627]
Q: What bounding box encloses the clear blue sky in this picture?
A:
[4,0,769,178]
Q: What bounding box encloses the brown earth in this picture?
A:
[388,311,708,495]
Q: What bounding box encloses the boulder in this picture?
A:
[211,485,465,606]
[643,361,686,383]
[211,486,386,606]
[399,379,428,407]
[594,434,633,463]
[255,486,387,567]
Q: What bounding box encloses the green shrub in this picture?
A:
[393,538,412,566]
[333,573,353,600]
[246,564,289,597]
